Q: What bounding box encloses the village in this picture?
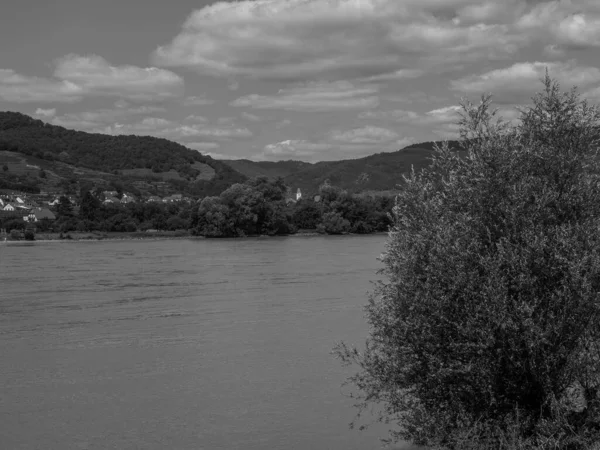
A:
[0,190,193,224]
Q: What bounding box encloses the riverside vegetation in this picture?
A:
[335,76,600,450]
[0,177,394,239]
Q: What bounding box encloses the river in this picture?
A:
[0,235,414,450]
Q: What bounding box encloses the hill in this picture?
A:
[223,141,463,195]
[0,111,246,197]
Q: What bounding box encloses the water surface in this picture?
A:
[0,235,412,449]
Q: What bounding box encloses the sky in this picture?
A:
[1,0,600,162]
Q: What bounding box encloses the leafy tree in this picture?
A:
[2,164,8,172]
[195,196,234,237]
[80,191,100,221]
[292,200,322,229]
[317,211,350,235]
[335,77,600,449]
[56,195,73,218]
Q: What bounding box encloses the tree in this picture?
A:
[2,164,8,172]
[335,76,600,449]
[80,191,100,221]
[56,195,73,218]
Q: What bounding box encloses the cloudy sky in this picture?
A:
[1,0,599,161]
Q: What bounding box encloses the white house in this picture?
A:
[3,203,15,211]
[296,188,302,201]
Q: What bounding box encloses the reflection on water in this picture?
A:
[0,235,414,450]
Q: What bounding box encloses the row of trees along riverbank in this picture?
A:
[0,177,394,237]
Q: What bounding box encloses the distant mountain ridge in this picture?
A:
[0,111,246,197]
[224,141,462,194]
[0,110,461,198]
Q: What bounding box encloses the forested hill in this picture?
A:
[223,141,463,195]
[0,111,246,197]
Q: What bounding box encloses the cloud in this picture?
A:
[359,109,420,122]
[329,125,399,144]
[231,80,379,111]
[45,106,167,130]
[53,54,183,101]
[154,0,529,81]
[517,1,600,49]
[260,139,333,160]
[0,69,83,103]
[0,55,183,104]
[34,108,57,118]
[450,61,600,102]
[241,112,263,121]
[183,95,215,106]
[184,114,208,123]
[275,119,291,128]
[423,105,463,124]
[360,69,424,82]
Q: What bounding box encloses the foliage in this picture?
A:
[335,77,600,449]
[0,111,247,197]
[56,196,73,218]
[80,191,100,221]
[317,211,350,235]
[192,175,394,237]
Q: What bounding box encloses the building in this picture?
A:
[24,208,56,222]
[296,188,302,201]
[163,194,183,203]
[120,194,136,204]
[103,196,121,204]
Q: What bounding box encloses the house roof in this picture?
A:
[32,208,56,220]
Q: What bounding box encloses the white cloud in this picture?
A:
[45,106,167,131]
[423,105,463,124]
[241,112,262,121]
[53,54,183,101]
[0,69,83,103]
[0,55,183,104]
[183,95,215,106]
[275,119,291,128]
[517,1,600,49]
[359,109,420,122]
[184,114,208,123]
[231,80,379,111]
[34,108,57,118]
[451,61,600,102]
[329,125,399,144]
[260,139,333,160]
[154,0,528,81]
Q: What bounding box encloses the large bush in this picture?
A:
[335,77,600,449]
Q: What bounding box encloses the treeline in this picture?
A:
[1,177,394,237]
[194,177,394,237]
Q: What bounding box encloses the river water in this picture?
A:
[0,235,414,450]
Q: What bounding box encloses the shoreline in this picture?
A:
[2,230,387,243]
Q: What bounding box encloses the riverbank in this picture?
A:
[2,229,385,242]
